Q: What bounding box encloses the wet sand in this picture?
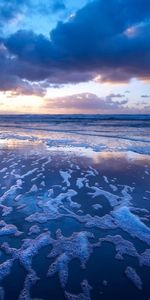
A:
[0,116,150,300]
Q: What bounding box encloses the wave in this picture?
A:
[0,114,150,123]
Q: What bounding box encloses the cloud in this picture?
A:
[0,42,46,96]
[48,0,150,82]
[108,93,125,98]
[44,93,150,114]
[44,93,129,113]
[0,0,30,28]
[141,95,150,98]
[51,1,66,13]
[0,0,150,94]
[0,0,65,22]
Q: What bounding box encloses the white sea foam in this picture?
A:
[59,170,71,187]
[99,235,138,260]
[113,206,150,245]
[125,266,143,290]
[0,259,14,281]
[88,186,120,207]
[65,280,92,300]
[48,230,94,287]
[0,221,22,237]
[76,177,87,189]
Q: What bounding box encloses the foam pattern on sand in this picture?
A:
[65,280,92,300]
[0,145,149,299]
[47,230,94,287]
[113,206,150,245]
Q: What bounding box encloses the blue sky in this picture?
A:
[0,0,150,114]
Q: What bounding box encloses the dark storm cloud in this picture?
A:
[0,42,46,95]
[0,73,46,96]
[1,0,150,94]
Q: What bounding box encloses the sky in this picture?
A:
[0,0,150,114]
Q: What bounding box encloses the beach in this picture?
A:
[0,115,150,300]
